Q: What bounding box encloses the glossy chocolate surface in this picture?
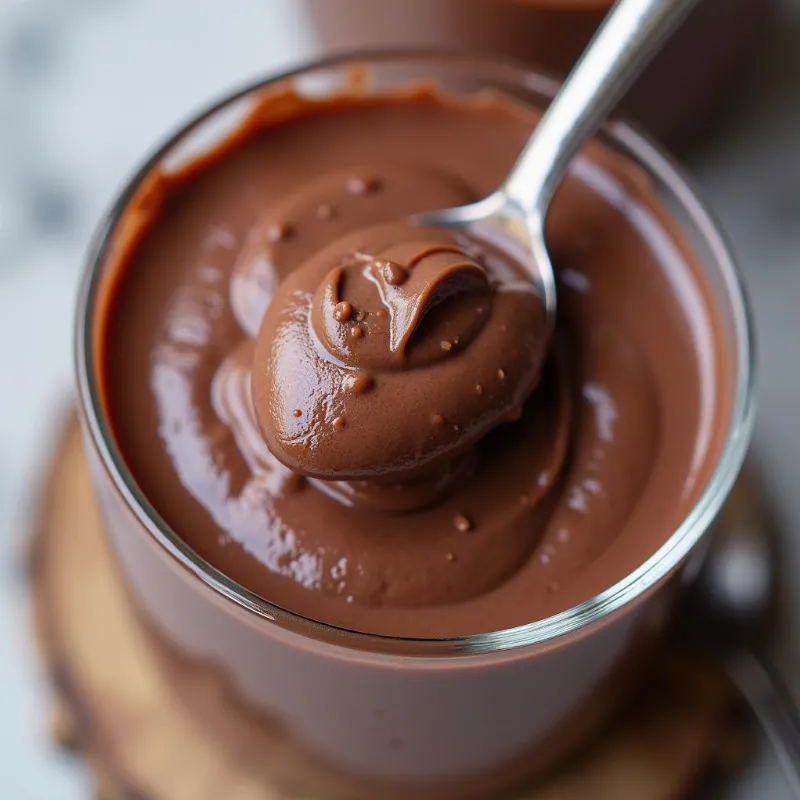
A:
[98,87,730,638]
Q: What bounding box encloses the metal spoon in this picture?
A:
[414,0,700,335]
[682,475,800,795]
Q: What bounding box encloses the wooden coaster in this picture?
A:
[30,414,751,800]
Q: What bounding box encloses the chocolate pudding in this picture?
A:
[77,56,754,794]
[96,84,730,639]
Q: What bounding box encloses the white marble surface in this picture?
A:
[0,0,799,796]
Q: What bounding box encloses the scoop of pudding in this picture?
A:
[252,221,547,485]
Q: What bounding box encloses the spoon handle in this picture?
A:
[728,649,800,796]
[503,0,701,215]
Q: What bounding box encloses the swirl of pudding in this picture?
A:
[211,166,568,608]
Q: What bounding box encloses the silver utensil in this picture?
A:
[683,476,800,795]
[414,0,700,337]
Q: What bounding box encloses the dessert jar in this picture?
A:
[305,0,772,151]
[75,54,755,796]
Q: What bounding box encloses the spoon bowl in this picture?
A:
[684,491,777,644]
[680,474,800,796]
[413,0,701,338]
[414,191,557,337]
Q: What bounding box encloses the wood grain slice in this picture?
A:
[30,414,749,800]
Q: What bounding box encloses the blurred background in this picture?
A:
[0,0,799,796]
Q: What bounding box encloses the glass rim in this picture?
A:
[75,49,757,657]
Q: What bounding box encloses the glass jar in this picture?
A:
[75,53,755,797]
[305,0,772,151]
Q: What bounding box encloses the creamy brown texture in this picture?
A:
[253,220,547,482]
[98,87,729,638]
